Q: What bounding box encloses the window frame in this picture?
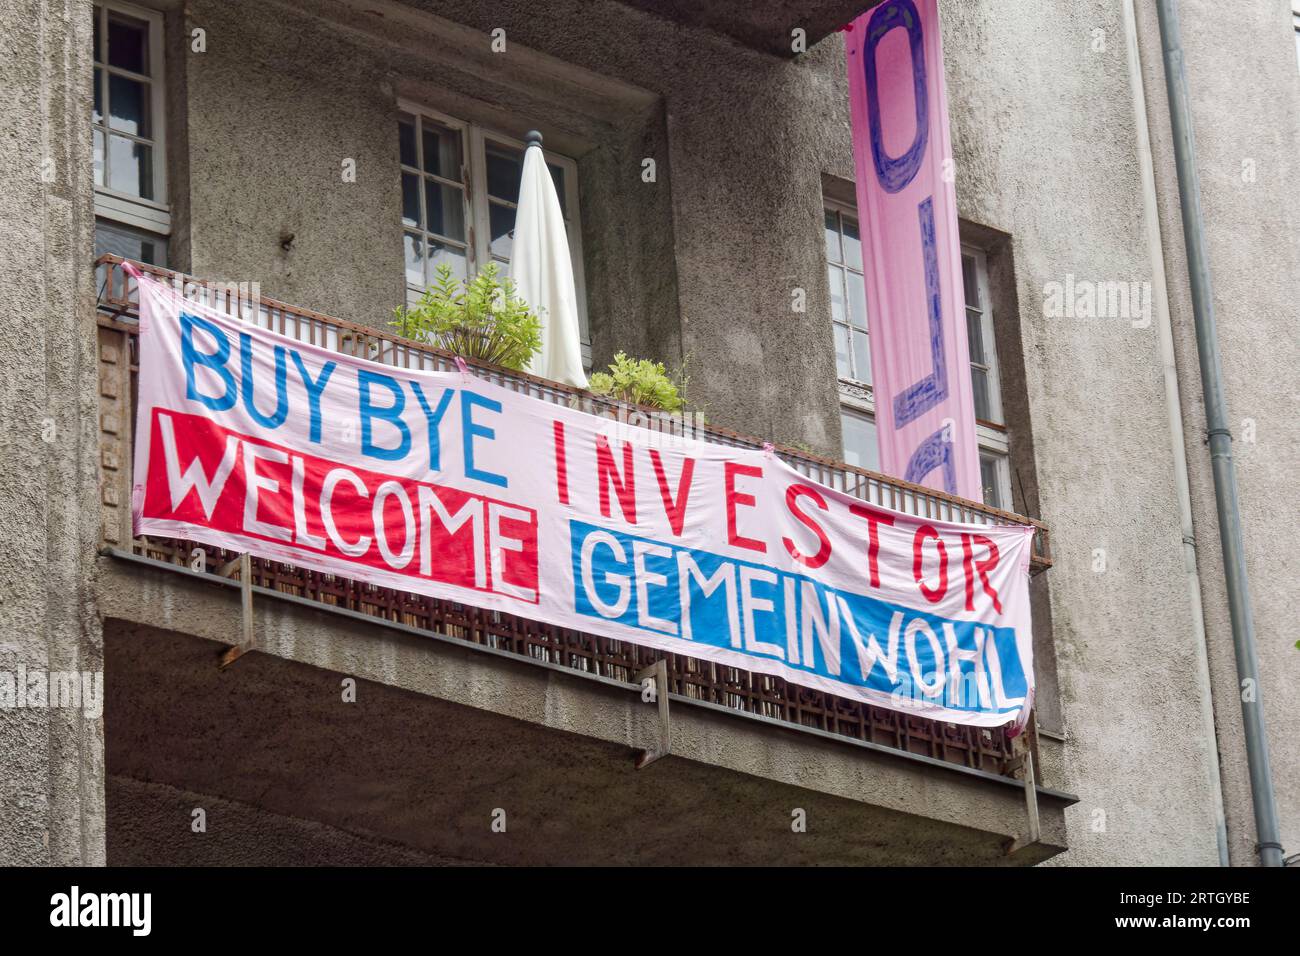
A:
[399,107,473,287]
[92,0,169,234]
[824,196,871,387]
[963,245,1004,426]
[398,101,590,367]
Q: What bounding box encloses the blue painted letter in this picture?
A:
[181,313,236,411]
[358,369,411,461]
[865,0,929,194]
[290,351,336,444]
[460,390,507,488]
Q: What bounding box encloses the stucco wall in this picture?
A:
[932,0,1226,866]
[0,0,104,865]
[1135,0,1300,865]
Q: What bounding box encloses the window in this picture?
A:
[93,2,168,263]
[827,202,1013,510]
[825,204,870,385]
[399,106,589,366]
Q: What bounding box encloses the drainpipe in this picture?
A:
[1153,0,1283,867]
[1121,0,1228,867]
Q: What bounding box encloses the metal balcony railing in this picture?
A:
[94,254,1049,778]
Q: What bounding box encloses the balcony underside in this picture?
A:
[615,0,882,56]
[99,555,1072,866]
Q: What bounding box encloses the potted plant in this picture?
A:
[393,263,542,372]
[587,351,687,412]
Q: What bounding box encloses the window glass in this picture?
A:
[398,116,417,167]
[825,207,871,386]
[489,203,514,262]
[106,10,148,74]
[93,4,162,207]
[107,74,149,136]
[422,125,461,181]
[486,142,522,203]
[841,409,879,473]
[107,135,152,199]
[95,218,165,267]
[425,182,466,242]
[979,452,1004,511]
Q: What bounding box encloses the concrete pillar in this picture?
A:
[0,0,106,865]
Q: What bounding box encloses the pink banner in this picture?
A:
[846,0,982,501]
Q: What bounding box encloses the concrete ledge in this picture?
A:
[98,550,1074,864]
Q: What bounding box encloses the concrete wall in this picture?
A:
[1135,0,1300,865]
[0,0,105,865]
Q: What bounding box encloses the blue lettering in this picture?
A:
[409,382,456,473]
[865,0,929,194]
[180,313,236,411]
[903,426,957,493]
[460,390,507,488]
[891,197,948,427]
[239,333,290,429]
[289,352,336,444]
[358,369,411,461]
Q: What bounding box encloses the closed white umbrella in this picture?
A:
[510,130,587,388]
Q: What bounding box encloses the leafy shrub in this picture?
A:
[588,351,686,412]
[393,263,542,372]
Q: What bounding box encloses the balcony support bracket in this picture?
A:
[217,552,255,669]
[1003,751,1041,855]
[634,659,671,769]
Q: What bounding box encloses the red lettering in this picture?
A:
[849,502,895,588]
[142,408,538,601]
[912,525,948,603]
[595,434,636,524]
[552,420,569,505]
[649,450,695,537]
[962,532,1003,613]
[782,484,831,569]
[724,462,766,553]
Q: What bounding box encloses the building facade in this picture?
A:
[1,0,1296,865]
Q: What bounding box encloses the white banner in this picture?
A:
[132,275,1036,728]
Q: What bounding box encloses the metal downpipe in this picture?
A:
[1154,0,1283,867]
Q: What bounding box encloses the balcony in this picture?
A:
[93,255,1072,864]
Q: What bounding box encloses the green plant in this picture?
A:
[393,263,542,372]
[588,351,686,412]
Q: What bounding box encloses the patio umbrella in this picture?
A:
[510,130,588,388]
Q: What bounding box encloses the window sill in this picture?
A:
[95,189,171,234]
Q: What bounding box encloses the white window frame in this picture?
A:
[399,101,590,367]
[824,196,871,387]
[93,0,170,235]
[829,215,1013,509]
[963,245,1003,426]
